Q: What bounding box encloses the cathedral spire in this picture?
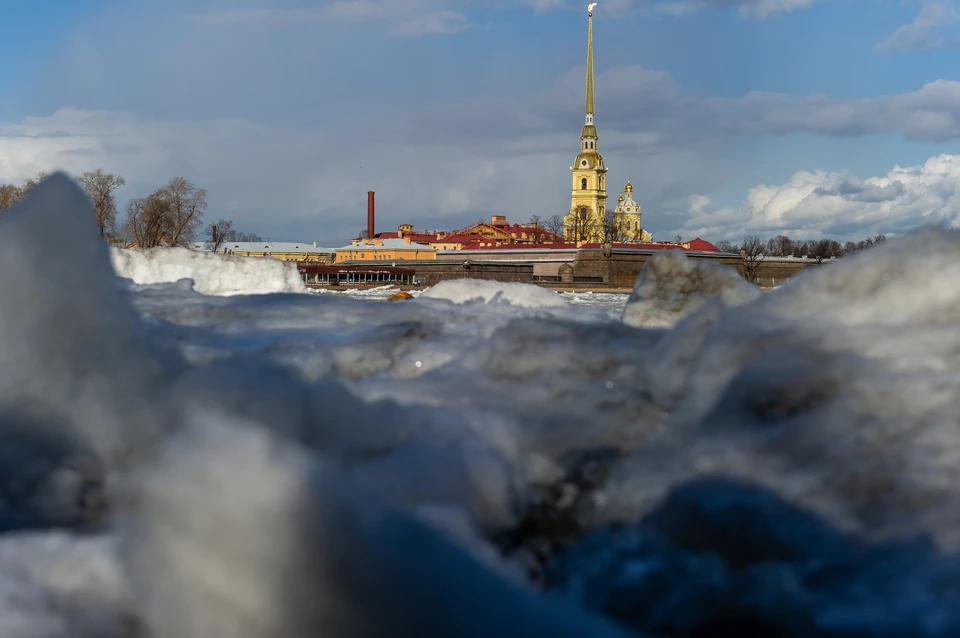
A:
[585,3,596,126]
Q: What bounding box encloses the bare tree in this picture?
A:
[603,210,630,243]
[201,219,263,251]
[0,173,48,212]
[203,219,234,252]
[0,184,20,212]
[874,234,887,244]
[19,172,48,198]
[159,177,207,246]
[674,235,683,245]
[740,235,765,282]
[545,214,565,240]
[123,192,173,248]
[568,205,599,242]
[528,214,547,243]
[78,169,126,239]
[715,240,739,253]
[810,239,832,264]
[765,235,795,257]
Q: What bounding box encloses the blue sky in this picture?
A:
[1,0,959,244]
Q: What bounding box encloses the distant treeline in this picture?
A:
[715,234,888,263]
[0,170,260,249]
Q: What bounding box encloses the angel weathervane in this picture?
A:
[588,3,597,15]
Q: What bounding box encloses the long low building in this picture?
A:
[298,263,417,286]
[192,241,336,263]
[335,237,437,262]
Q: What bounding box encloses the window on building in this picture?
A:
[581,178,587,190]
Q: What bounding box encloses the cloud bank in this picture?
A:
[672,154,960,241]
[4,60,960,243]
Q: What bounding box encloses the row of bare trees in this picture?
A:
[715,234,887,264]
[0,173,49,213]
[123,177,209,248]
[202,218,262,252]
[0,170,218,247]
[1,170,129,240]
[529,207,644,243]
[719,234,889,282]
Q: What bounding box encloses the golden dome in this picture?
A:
[624,179,634,193]
[574,151,604,169]
[618,193,624,202]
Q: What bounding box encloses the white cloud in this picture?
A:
[670,155,960,241]
[875,0,959,53]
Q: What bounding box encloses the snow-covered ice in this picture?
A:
[5,173,960,638]
[111,246,308,296]
[420,278,569,308]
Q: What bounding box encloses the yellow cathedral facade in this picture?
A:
[563,4,652,244]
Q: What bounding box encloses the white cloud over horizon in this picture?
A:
[671,154,960,242]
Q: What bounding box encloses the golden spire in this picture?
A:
[585,4,596,119]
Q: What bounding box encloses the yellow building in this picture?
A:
[564,4,608,243]
[335,237,437,262]
[562,5,649,244]
[192,241,335,263]
[613,179,653,242]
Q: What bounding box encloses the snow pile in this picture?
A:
[110,247,308,296]
[0,175,633,638]
[7,173,960,638]
[621,249,760,328]
[591,227,960,554]
[420,278,568,308]
[122,414,633,638]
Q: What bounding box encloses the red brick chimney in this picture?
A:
[367,191,375,239]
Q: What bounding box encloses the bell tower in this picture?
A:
[564,3,608,243]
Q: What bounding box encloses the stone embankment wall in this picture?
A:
[409,261,534,286]
[399,252,824,289]
[572,251,823,288]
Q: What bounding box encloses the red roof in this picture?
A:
[450,241,716,252]
[685,237,718,252]
[373,231,438,243]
